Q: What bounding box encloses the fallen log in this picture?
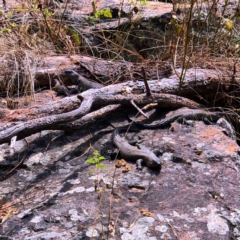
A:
[35,55,238,90]
[0,66,239,144]
[0,91,202,144]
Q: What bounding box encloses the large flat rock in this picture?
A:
[0,110,240,239]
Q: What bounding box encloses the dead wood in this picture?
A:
[0,96,81,122]
[58,104,123,131]
[35,55,133,86]
[0,66,239,144]
[34,55,238,92]
[0,90,202,144]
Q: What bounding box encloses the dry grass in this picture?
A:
[0,0,239,107]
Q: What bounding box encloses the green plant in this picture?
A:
[91,0,112,19]
[86,150,106,172]
[95,8,112,18]
[88,15,95,25]
[86,150,107,238]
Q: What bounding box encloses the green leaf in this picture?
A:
[86,158,95,164]
[103,9,112,18]
[98,156,105,161]
[9,22,17,28]
[93,150,99,156]
[96,163,106,169]
[88,16,95,25]
[73,33,81,45]
[43,9,54,16]
[2,28,11,33]
[95,10,101,18]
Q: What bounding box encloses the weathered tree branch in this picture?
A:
[0,90,202,143]
[0,66,238,144]
[57,104,122,131]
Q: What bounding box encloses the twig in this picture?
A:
[168,222,178,239]
[141,67,152,97]
[107,165,117,240]
[57,0,70,36]
[130,99,149,119]
[51,132,65,142]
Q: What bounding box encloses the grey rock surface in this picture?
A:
[0,110,240,239]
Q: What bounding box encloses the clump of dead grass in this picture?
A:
[0,0,78,101]
[0,0,239,108]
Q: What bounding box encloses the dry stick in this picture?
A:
[0,96,94,144]
[57,0,70,36]
[39,7,57,48]
[0,94,202,144]
[141,67,152,97]
[107,166,117,240]
[178,1,194,95]
[94,93,202,109]
[130,99,149,119]
[168,222,179,239]
[58,104,122,131]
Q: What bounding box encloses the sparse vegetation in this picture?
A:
[0,0,239,102]
[86,150,106,173]
[0,1,240,239]
[86,149,107,239]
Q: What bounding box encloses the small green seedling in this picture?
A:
[88,16,95,25]
[86,150,106,172]
[43,8,54,17]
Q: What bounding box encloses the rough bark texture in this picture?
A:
[1,66,237,144]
